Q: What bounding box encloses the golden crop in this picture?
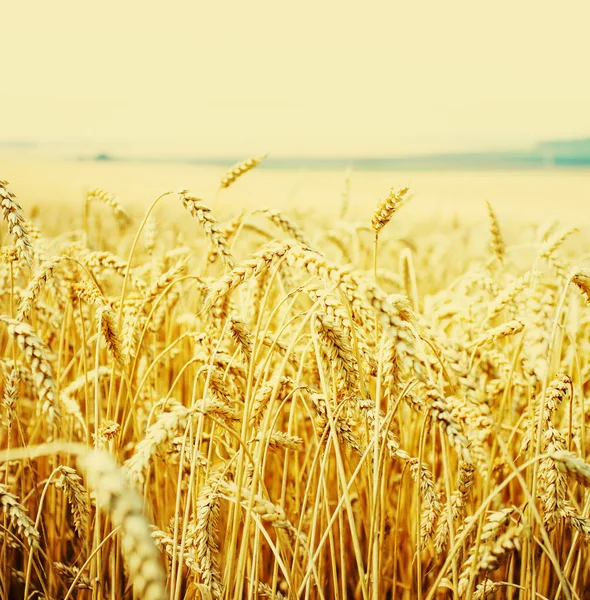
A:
[0,164,588,600]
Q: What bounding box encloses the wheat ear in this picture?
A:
[180,192,235,268]
[0,180,34,267]
[485,200,505,264]
[0,315,59,427]
[220,154,267,189]
[0,484,40,549]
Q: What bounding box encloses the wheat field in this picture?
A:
[0,159,589,600]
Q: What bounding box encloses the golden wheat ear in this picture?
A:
[180,192,235,268]
[220,154,267,189]
[372,186,410,235]
[0,179,34,268]
[0,315,60,428]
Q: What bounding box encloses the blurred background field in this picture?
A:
[3,154,589,229]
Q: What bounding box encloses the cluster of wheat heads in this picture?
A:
[0,165,590,600]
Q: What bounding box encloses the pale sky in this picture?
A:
[2,1,590,157]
